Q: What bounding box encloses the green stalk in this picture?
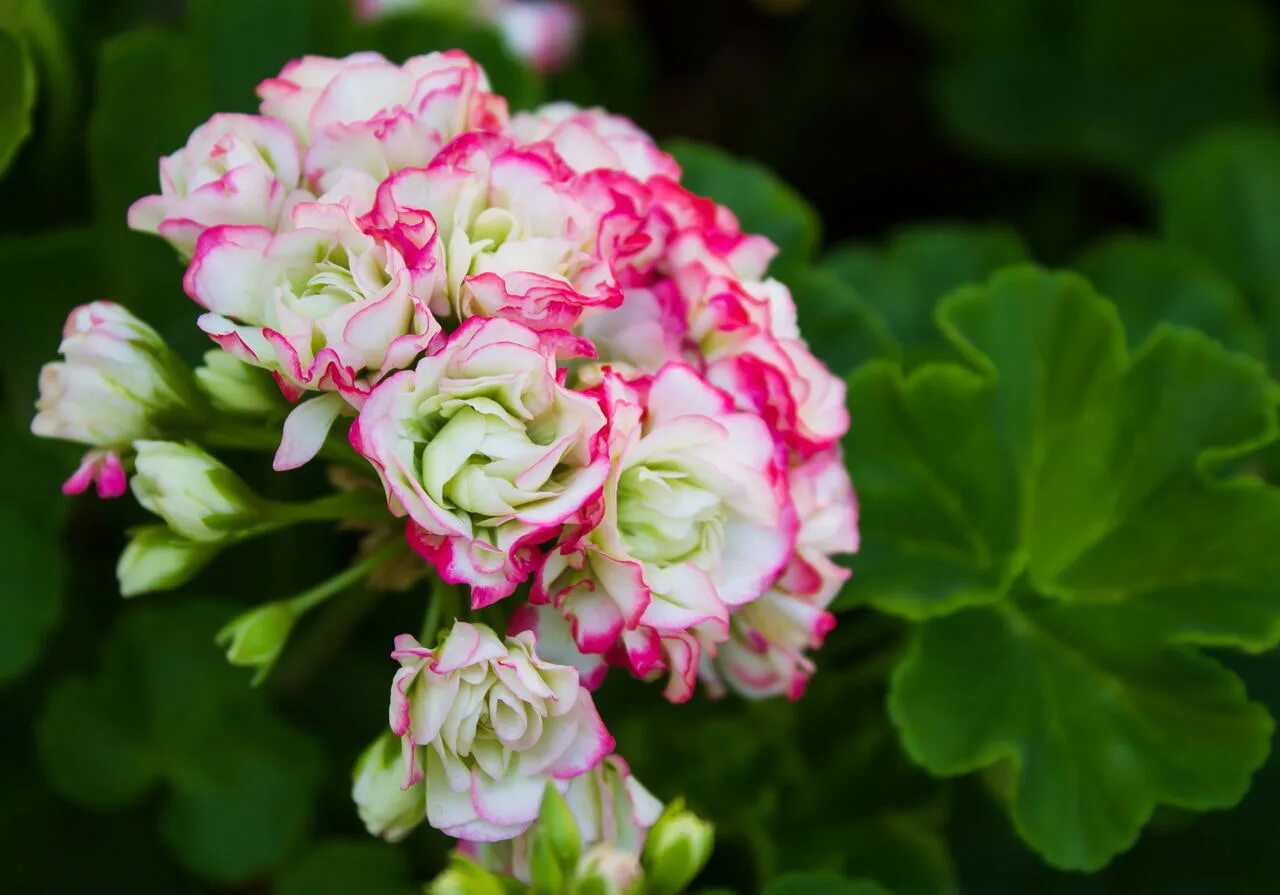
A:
[286,540,405,615]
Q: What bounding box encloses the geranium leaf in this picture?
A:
[789,265,897,376]
[275,840,417,895]
[890,602,1272,871]
[1076,234,1266,360]
[0,416,68,685]
[0,25,35,175]
[764,873,892,895]
[900,0,1274,173]
[844,266,1280,868]
[821,223,1028,364]
[1156,127,1280,371]
[36,601,323,883]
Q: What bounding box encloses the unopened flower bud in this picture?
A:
[195,349,286,417]
[427,856,511,895]
[215,601,296,683]
[641,801,714,895]
[116,525,220,597]
[32,302,205,497]
[131,441,260,542]
[352,731,426,843]
[572,844,644,895]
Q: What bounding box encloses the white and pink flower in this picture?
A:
[534,364,795,702]
[258,50,507,194]
[705,452,858,699]
[459,752,662,882]
[352,317,609,606]
[185,201,443,468]
[512,103,681,182]
[31,302,204,498]
[359,134,622,330]
[128,113,305,257]
[389,621,613,841]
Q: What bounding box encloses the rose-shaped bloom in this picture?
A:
[535,364,794,702]
[459,753,663,884]
[511,103,679,182]
[258,50,507,193]
[390,622,613,841]
[705,452,859,699]
[360,134,621,332]
[128,114,305,257]
[353,317,609,605]
[185,201,442,468]
[31,302,205,497]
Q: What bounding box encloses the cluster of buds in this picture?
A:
[31,48,856,890]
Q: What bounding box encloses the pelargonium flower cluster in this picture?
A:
[32,49,856,866]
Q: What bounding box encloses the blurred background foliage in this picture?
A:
[2,0,1280,892]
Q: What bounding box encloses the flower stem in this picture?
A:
[263,491,389,526]
[420,579,463,644]
[286,540,405,615]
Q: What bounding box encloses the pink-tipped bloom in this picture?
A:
[258,51,507,194]
[459,752,663,882]
[511,103,680,182]
[184,201,443,467]
[706,452,859,700]
[535,364,795,702]
[389,622,613,841]
[128,114,306,257]
[31,302,203,497]
[352,318,609,606]
[359,134,622,331]
[672,254,848,458]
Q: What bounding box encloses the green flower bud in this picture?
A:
[131,440,261,542]
[571,844,644,895]
[428,855,520,895]
[116,524,220,597]
[195,349,286,417]
[215,601,296,684]
[641,801,714,895]
[352,731,425,843]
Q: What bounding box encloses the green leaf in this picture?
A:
[0,229,105,427]
[185,0,352,114]
[901,0,1275,173]
[0,415,67,684]
[789,265,896,376]
[36,601,324,883]
[1157,128,1280,298]
[1155,127,1280,372]
[275,840,417,895]
[1076,234,1265,359]
[844,266,1280,868]
[764,873,892,895]
[0,25,36,175]
[665,139,821,275]
[821,223,1029,364]
[890,602,1272,871]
